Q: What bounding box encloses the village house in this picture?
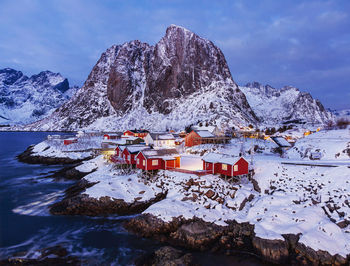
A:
[123,129,149,138]
[103,132,122,140]
[115,145,125,157]
[144,133,176,147]
[192,125,223,136]
[63,138,78,145]
[202,153,249,178]
[121,145,149,166]
[185,130,230,147]
[125,136,144,145]
[136,149,180,171]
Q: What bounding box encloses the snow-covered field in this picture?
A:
[81,157,163,203]
[186,138,278,156]
[287,129,350,161]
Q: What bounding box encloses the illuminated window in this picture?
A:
[152,160,158,166]
[143,160,145,166]
[234,165,238,171]
[222,164,227,170]
[137,159,139,164]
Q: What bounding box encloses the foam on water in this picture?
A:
[12,190,64,216]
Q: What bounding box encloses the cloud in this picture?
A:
[0,0,349,109]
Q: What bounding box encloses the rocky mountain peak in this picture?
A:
[25,25,258,131]
[239,82,334,125]
[0,68,26,86]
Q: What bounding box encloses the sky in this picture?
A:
[0,0,349,109]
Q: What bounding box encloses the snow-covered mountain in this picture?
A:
[0,68,78,125]
[24,25,258,131]
[331,108,350,119]
[239,82,334,126]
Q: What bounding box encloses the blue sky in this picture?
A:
[0,0,349,109]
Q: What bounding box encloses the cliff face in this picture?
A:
[24,25,257,131]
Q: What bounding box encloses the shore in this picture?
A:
[12,141,350,265]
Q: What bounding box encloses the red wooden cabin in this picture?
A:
[202,153,249,177]
[121,145,148,165]
[115,146,126,157]
[185,130,215,147]
[123,130,149,138]
[103,134,121,140]
[64,138,78,145]
[136,149,180,171]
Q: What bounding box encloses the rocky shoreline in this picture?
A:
[0,245,81,265]
[125,213,349,265]
[17,145,93,165]
[50,178,167,216]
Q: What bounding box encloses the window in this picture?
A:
[143,160,145,166]
[152,160,158,166]
[128,155,130,161]
[137,159,139,164]
[234,165,238,172]
[206,163,210,168]
[222,164,227,170]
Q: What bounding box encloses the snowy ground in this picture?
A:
[82,158,163,203]
[32,140,93,160]
[141,162,350,257]
[287,129,350,161]
[186,138,278,157]
[77,153,350,258]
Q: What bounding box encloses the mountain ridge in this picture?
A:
[0,68,78,125]
[20,25,333,131]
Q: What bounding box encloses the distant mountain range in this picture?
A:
[0,68,78,125]
[329,108,350,119]
[7,25,335,131]
[239,82,334,126]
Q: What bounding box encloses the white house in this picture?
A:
[144,133,176,147]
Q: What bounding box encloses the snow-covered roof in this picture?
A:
[192,125,216,133]
[195,130,215,138]
[202,152,244,165]
[126,145,148,154]
[141,148,179,159]
[271,137,292,147]
[149,133,175,140]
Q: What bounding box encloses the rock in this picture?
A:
[125,214,183,239]
[50,186,167,216]
[126,214,350,265]
[252,236,289,264]
[336,220,350,229]
[239,194,255,211]
[0,245,81,265]
[251,178,261,193]
[170,219,224,250]
[17,145,93,165]
[204,190,215,199]
[134,246,196,266]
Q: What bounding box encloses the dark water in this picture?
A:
[0,132,263,265]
